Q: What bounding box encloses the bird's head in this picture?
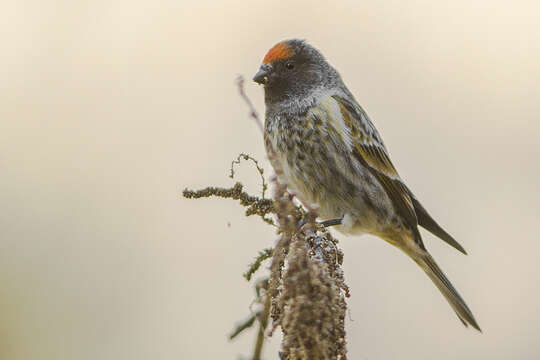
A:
[253,39,337,103]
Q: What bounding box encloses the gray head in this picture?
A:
[253,39,340,104]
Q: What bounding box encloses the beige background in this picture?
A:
[2,0,540,359]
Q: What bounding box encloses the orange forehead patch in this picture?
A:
[263,42,293,64]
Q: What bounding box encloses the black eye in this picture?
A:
[286,62,294,70]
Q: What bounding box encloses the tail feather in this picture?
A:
[411,197,468,255]
[414,253,481,331]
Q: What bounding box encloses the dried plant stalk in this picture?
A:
[266,185,349,360]
[183,76,350,359]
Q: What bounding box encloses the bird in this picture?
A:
[253,39,481,331]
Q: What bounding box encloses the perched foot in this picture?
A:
[297,216,311,229]
[297,217,343,230]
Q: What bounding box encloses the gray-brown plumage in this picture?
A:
[253,39,481,331]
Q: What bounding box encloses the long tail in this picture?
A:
[413,252,481,331]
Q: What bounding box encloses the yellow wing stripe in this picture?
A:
[336,100,399,178]
[334,95,418,229]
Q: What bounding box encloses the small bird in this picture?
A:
[253,39,480,331]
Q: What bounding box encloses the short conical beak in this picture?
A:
[253,64,271,85]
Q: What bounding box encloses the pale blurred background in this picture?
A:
[1,0,540,359]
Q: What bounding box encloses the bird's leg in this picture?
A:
[298,217,343,230]
[320,218,342,227]
[297,217,309,229]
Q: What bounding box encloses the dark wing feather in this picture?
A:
[412,197,467,254]
[333,95,424,248]
[333,95,466,254]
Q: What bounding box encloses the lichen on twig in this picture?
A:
[182,182,274,226]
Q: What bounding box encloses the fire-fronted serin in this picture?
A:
[253,39,481,331]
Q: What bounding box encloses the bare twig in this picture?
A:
[244,248,273,281]
[231,153,269,199]
[230,312,259,340]
[236,75,264,134]
[183,183,274,225]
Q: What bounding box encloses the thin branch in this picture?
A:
[244,248,273,281]
[236,75,264,134]
[231,153,269,199]
[230,312,259,340]
[182,182,274,225]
